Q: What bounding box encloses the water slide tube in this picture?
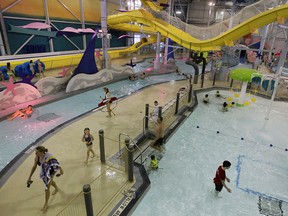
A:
[107,5,288,51]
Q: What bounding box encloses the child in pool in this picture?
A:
[7,105,34,120]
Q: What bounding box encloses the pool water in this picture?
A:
[132,90,288,216]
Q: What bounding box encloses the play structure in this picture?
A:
[229,68,261,106]
[107,5,288,51]
[228,66,288,106]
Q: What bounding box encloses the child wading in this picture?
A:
[150,155,158,170]
[213,160,232,197]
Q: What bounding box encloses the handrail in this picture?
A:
[118,132,143,164]
[143,115,149,135]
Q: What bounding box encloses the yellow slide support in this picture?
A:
[108,5,288,51]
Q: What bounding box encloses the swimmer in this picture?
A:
[182,73,190,79]
[24,105,34,116]
[128,74,137,81]
[6,62,16,82]
[178,87,187,93]
[228,102,235,107]
[222,102,228,112]
[203,94,209,104]
[140,72,146,79]
[150,117,164,152]
[7,105,34,120]
[0,69,4,81]
[37,59,45,77]
[150,101,159,123]
[215,90,226,99]
[150,155,158,170]
[29,60,35,75]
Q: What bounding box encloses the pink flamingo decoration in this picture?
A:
[0,77,20,95]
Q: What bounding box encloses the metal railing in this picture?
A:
[118,132,143,164]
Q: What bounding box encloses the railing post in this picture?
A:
[201,73,205,88]
[158,106,162,119]
[201,57,206,88]
[175,92,180,114]
[98,129,105,164]
[83,184,94,216]
[230,79,234,88]
[125,138,134,182]
[188,83,193,103]
[145,104,149,130]
[213,72,216,86]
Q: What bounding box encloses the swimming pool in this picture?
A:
[0,73,186,172]
[132,90,288,216]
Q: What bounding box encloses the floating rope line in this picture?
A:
[193,124,288,152]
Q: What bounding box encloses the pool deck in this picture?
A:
[0,74,189,216]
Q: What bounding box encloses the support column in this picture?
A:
[264,35,288,122]
[268,24,276,60]
[80,0,86,50]
[0,9,10,55]
[154,32,161,70]
[259,25,269,55]
[100,0,109,69]
[0,30,6,55]
[164,0,172,64]
[237,82,248,106]
[164,38,169,65]
[43,0,54,52]
[228,0,237,29]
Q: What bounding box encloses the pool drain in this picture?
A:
[258,196,283,216]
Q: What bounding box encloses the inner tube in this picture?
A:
[98,97,118,107]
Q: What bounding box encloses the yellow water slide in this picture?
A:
[108,37,156,58]
[0,37,156,70]
[140,0,168,12]
[107,5,288,51]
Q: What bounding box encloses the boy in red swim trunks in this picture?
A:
[213,160,231,197]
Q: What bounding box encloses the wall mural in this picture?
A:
[0,78,42,110]
[0,25,135,110]
[1,0,119,22]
